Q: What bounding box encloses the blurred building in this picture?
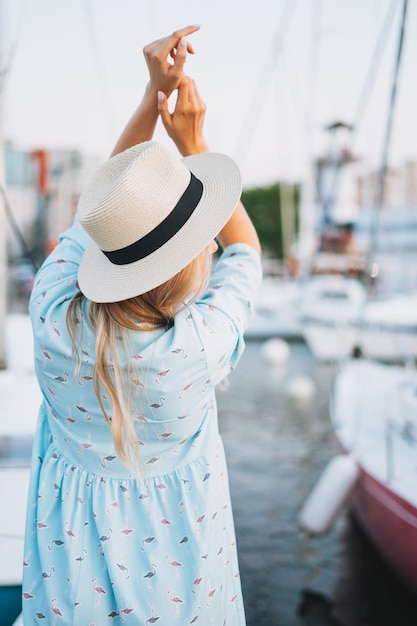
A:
[4,143,100,262]
[357,160,417,209]
[4,143,37,259]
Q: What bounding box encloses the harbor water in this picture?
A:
[218,339,417,626]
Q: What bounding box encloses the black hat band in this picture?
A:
[102,172,204,265]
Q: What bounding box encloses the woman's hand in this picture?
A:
[143,25,200,97]
[111,26,201,157]
[158,77,208,156]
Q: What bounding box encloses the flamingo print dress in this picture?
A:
[22,218,262,625]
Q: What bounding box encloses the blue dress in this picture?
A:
[22,218,262,625]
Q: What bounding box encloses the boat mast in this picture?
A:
[0,0,7,369]
[296,0,322,276]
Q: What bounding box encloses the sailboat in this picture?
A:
[297,0,417,366]
[333,358,417,591]
[0,7,41,623]
[287,119,368,355]
[301,272,417,362]
[0,314,39,624]
[298,120,417,364]
[298,0,417,592]
[246,120,368,343]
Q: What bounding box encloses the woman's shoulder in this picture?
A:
[166,246,261,378]
[29,219,89,312]
[195,243,262,322]
[216,242,262,268]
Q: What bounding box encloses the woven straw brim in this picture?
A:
[77,151,241,303]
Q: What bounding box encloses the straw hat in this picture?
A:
[77,141,241,303]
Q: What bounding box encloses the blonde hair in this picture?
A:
[67,247,212,469]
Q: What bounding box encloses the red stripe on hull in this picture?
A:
[351,467,417,593]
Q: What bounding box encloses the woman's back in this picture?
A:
[23,218,261,623]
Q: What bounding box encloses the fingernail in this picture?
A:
[180,37,187,47]
[157,91,164,102]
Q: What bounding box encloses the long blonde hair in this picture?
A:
[67,247,212,469]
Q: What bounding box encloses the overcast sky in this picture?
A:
[1,0,416,187]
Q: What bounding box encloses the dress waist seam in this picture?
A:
[47,439,216,483]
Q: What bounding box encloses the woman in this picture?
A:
[23,25,262,625]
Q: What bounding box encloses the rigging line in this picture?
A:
[366,0,408,289]
[315,0,401,228]
[0,184,40,271]
[278,49,313,139]
[0,41,17,82]
[0,0,30,81]
[82,0,117,142]
[305,0,322,142]
[233,0,300,167]
[351,0,400,136]
[375,0,408,209]
[272,52,310,188]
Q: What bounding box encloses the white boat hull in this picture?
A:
[302,322,358,361]
[303,321,417,362]
[331,359,417,591]
[0,467,30,586]
[302,290,417,363]
[246,277,303,339]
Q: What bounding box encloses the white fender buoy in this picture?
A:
[298,454,359,535]
[260,337,290,366]
[285,375,316,401]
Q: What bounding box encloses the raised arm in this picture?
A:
[158,78,261,255]
[111,25,200,157]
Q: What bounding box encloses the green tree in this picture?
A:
[242,183,300,259]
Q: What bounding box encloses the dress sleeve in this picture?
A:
[192,243,263,385]
[29,217,90,320]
